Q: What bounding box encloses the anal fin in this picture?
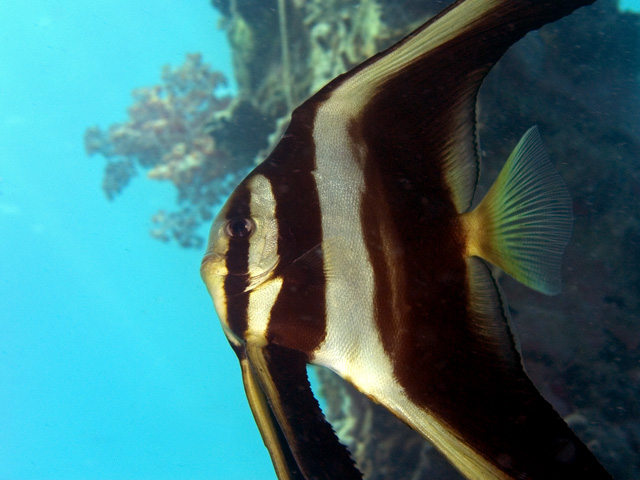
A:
[453,257,613,478]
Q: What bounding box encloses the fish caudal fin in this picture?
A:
[461,127,573,295]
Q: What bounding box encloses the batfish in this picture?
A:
[201,0,612,478]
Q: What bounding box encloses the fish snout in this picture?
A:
[200,252,228,282]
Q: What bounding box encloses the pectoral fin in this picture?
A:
[241,342,362,480]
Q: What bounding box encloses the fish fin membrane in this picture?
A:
[464,127,573,295]
[245,343,363,480]
[466,256,523,361]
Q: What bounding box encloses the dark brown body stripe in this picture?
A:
[255,103,328,357]
[223,182,252,338]
[354,0,608,478]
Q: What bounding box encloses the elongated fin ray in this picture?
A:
[244,343,362,480]
[239,355,302,480]
[462,127,573,294]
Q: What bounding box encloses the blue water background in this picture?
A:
[0,1,275,479]
[1,1,639,479]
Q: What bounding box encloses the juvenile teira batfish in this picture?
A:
[200,0,612,478]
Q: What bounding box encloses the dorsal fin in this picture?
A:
[305,0,595,213]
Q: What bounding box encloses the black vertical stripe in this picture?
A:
[223,182,253,339]
[255,103,328,356]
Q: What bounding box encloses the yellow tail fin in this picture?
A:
[461,127,573,295]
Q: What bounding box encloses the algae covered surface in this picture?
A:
[88,0,640,478]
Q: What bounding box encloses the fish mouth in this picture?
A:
[200,252,225,273]
[200,252,230,292]
[200,251,280,290]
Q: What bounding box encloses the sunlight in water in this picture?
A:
[619,0,640,11]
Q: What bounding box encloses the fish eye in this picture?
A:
[225,217,255,239]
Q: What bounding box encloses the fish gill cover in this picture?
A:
[85,0,640,478]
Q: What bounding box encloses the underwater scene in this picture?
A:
[2,0,640,479]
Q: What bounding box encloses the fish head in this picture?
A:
[200,170,359,480]
[200,172,280,345]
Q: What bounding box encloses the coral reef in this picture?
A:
[84,53,249,247]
